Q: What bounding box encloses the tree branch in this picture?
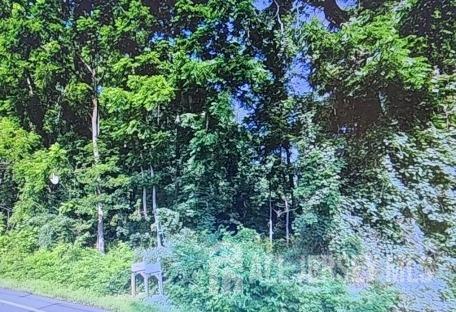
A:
[273,0,285,35]
[307,0,350,27]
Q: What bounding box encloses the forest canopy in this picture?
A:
[0,0,455,311]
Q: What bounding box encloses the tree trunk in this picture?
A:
[269,189,273,247]
[285,146,294,244]
[142,187,147,218]
[150,166,162,247]
[284,196,290,247]
[96,199,104,253]
[92,91,104,253]
[141,167,147,219]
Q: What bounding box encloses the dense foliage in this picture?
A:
[162,228,397,312]
[0,230,132,295]
[0,0,454,311]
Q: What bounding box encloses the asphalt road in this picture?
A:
[0,288,106,312]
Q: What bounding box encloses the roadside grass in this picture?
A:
[0,278,157,312]
[0,236,172,312]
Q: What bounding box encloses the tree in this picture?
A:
[294,0,455,261]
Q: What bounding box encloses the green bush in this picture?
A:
[0,229,398,311]
[0,231,132,295]
[162,228,397,312]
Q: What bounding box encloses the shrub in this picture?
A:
[0,232,132,295]
[162,228,397,312]
[0,228,398,311]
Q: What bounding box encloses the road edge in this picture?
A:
[0,278,155,312]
